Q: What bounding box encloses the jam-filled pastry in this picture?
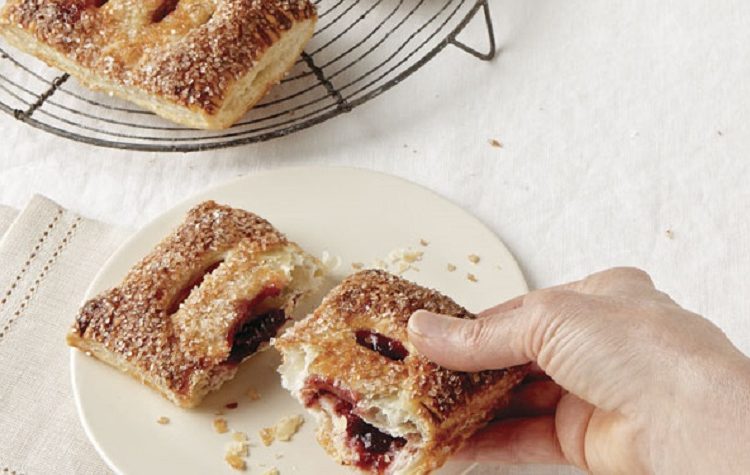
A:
[0,0,317,129]
[274,270,527,474]
[67,201,324,408]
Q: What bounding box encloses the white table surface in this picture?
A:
[2,0,749,407]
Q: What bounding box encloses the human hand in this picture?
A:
[408,267,750,474]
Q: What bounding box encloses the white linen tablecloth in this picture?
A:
[1,0,749,473]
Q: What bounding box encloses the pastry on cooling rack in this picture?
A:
[67,201,324,408]
[0,0,317,129]
[274,270,527,474]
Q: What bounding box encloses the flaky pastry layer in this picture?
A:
[275,270,527,474]
[68,200,323,407]
[0,0,317,128]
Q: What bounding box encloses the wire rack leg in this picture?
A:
[449,0,496,61]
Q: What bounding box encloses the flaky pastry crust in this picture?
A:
[0,0,317,128]
[68,200,323,407]
[275,270,527,474]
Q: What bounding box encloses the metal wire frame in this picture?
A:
[0,0,496,152]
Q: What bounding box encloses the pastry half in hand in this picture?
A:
[274,270,527,474]
[67,201,324,408]
[0,0,317,129]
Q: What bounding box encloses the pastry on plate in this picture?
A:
[0,0,317,129]
[274,270,527,474]
[68,200,324,408]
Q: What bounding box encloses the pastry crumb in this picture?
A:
[246,387,261,401]
[225,454,246,471]
[259,427,275,446]
[214,417,229,434]
[263,469,280,475]
[260,415,304,445]
[467,273,478,282]
[225,431,250,470]
[320,251,342,272]
[227,442,249,458]
[156,416,170,425]
[371,258,388,270]
[371,247,426,274]
[387,248,423,274]
[419,239,429,246]
[396,262,410,275]
[665,229,675,239]
[351,262,364,270]
[468,254,480,264]
[489,138,503,148]
[274,453,284,460]
[232,431,248,443]
[447,263,457,272]
[275,415,305,442]
[401,251,423,263]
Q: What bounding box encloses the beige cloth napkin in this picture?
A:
[0,195,124,475]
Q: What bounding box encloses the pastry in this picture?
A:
[274,270,527,474]
[67,200,324,408]
[0,0,317,129]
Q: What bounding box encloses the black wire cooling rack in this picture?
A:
[0,0,495,152]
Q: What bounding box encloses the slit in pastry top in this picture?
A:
[67,201,324,408]
[151,0,179,23]
[166,259,223,315]
[355,329,409,361]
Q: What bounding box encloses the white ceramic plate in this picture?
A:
[71,167,528,475]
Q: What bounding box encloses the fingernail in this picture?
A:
[408,310,456,338]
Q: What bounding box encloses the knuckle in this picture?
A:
[603,266,652,284]
[581,267,655,294]
[653,289,677,305]
[524,289,577,315]
[615,266,652,282]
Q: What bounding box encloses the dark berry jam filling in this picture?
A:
[226,285,285,364]
[333,398,406,472]
[152,0,179,22]
[167,260,223,315]
[302,377,358,408]
[355,330,409,361]
[346,409,407,471]
[303,378,406,472]
[227,308,285,364]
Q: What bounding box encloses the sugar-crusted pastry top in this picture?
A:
[276,269,511,420]
[0,0,316,112]
[72,200,295,396]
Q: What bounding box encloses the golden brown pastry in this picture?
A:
[0,0,317,129]
[274,270,527,474]
[67,200,324,408]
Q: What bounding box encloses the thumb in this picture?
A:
[407,309,530,372]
